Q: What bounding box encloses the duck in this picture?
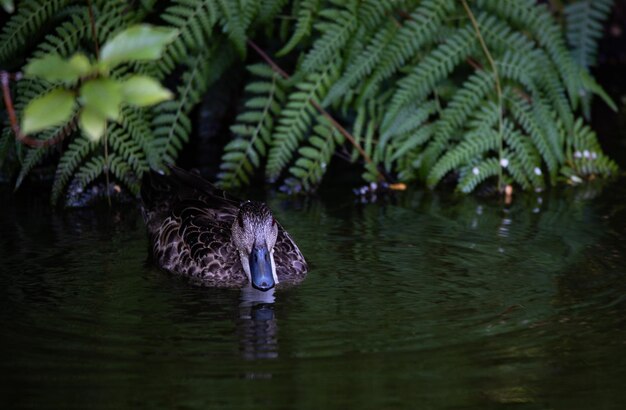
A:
[140,166,308,291]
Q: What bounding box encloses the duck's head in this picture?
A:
[231,201,279,291]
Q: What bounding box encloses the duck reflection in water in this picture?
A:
[237,285,278,360]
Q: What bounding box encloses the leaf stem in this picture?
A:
[1,71,73,147]
[87,0,100,58]
[462,0,504,191]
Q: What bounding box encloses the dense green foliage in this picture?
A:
[0,0,618,205]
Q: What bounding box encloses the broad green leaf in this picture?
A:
[122,75,173,107]
[79,107,107,142]
[99,25,178,68]
[24,53,91,83]
[80,78,123,121]
[21,88,75,135]
[68,54,92,76]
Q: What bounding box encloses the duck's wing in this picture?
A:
[167,165,242,207]
[152,198,244,282]
[141,166,240,234]
[274,226,308,281]
[173,199,237,262]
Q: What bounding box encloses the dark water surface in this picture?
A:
[1,182,625,409]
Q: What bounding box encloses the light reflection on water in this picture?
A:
[1,181,625,409]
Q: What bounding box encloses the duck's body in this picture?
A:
[141,167,307,289]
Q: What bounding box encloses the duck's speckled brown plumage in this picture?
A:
[141,167,308,287]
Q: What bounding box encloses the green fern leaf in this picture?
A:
[457,157,500,193]
[265,61,338,182]
[422,100,500,182]
[478,0,582,108]
[324,20,397,105]
[383,23,477,131]
[507,93,559,181]
[152,45,232,165]
[565,0,613,70]
[0,0,71,65]
[427,128,499,188]
[362,0,456,99]
[51,134,97,205]
[218,64,286,189]
[287,116,345,192]
[159,0,220,75]
[300,7,357,73]
[216,0,250,57]
[74,154,106,188]
[258,0,289,24]
[501,119,544,189]
[277,0,320,56]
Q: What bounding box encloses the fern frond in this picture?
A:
[432,70,495,147]
[287,116,344,192]
[383,23,477,130]
[109,154,139,195]
[565,0,613,70]
[506,93,559,180]
[14,145,50,189]
[364,0,456,96]
[357,0,403,29]
[258,0,289,24]
[457,157,500,193]
[300,6,357,73]
[159,0,220,75]
[72,153,139,196]
[218,64,286,189]
[74,154,107,188]
[349,98,380,163]
[427,128,499,188]
[277,0,321,56]
[108,125,149,177]
[381,100,437,149]
[32,7,90,58]
[118,107,156,169]
[564,119,618,179]
[501,148,531,190]
[151,47,223,165]
[421,100,500,182]
[265,61,338,182]
[478,0,582,107]
[501,119,544,189]
[390,123,435,163]
[51,134,97,205]
[0,0,71,65]
[217,0,250,57]
[579,68,617,111]
[324,20,397,105]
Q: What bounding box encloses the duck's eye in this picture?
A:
[238,213,244,229]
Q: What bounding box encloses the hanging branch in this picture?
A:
[247,39,385,182]
[1,71,75,148]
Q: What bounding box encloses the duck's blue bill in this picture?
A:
[249,246,275,291]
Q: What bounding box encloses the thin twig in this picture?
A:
[462,0,504,191]
[247,40,289,79]
[86,0,100,57]
[246,39,380,179]
[2,71,74,148]
[465,57,483,71]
